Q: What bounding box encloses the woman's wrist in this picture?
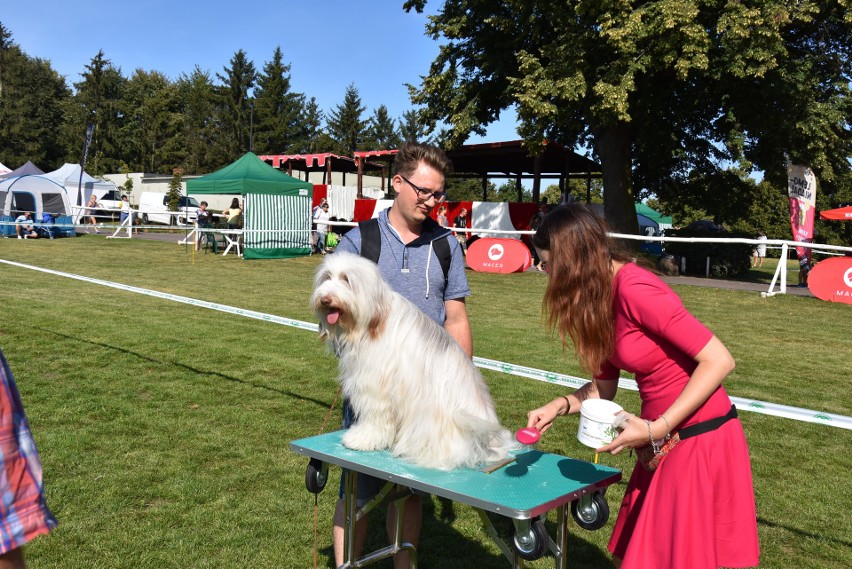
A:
[650,418,669,442]
[555,395,571,416]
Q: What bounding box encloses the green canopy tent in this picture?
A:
[187,152,313,259]
[635,202,673,231]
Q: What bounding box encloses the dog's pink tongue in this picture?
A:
[326,309,340,325]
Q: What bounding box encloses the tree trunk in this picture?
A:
[592,121,639,238]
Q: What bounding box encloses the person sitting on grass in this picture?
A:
[15,212,38,239]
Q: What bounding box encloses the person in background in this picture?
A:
[752,231,767,268]
[452,207,469,256]
[332,142,471,569]
[313,202,331,255]
[798,255,812,288]
[525,204,759,569]
[119,195,131,225]
[223,198,242,230]
[15,212,38,239]
[195,201,215,252]
[0,349,58,568]
[529,202,548,271]
[436,204,448,228]
[86,194,100,233]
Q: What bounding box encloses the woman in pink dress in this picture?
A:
[526,204,759,569]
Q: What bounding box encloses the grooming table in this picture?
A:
[291,430,622,568]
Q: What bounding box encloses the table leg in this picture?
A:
[343,470,358,566]
[555,505,568,569]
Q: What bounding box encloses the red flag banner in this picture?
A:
[787,163,817,270]
[807,257,852,304]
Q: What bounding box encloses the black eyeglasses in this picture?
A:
[400,176,446,203]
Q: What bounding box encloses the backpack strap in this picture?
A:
[358,217,451,286]
[358,219,381,264]
[433,235,451,288]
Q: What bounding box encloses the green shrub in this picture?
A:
[664,227,753,278]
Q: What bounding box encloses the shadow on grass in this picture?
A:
[41,328,334,410]
[314,497,614,568]
[758,516,852,549]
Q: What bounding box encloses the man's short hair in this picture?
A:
[200,201,208,207]
[392,142,453,178]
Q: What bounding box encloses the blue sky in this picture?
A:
[3,0,518,144]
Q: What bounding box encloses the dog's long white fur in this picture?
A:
[311,252,517,470]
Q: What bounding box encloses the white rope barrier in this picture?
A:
[0,258,848,430]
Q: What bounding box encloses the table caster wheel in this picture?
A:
[513,518,548,560]
[571,491,609,530]
[305,458,329,494]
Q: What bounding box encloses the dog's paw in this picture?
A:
[341,426,390,452]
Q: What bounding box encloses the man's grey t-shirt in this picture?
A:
[335,207,470,326]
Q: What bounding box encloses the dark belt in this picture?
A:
[679,405,738,440]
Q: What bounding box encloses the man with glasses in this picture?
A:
[332,142,472,568]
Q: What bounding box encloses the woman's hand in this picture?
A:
[526,399,565,436]
[596,412,651,455]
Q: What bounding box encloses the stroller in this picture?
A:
[38,213,56,240]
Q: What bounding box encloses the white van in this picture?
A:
[138,192,199,226]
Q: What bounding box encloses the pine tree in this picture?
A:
[325,83,367,155]
[364,105,401,150]
[398,109,432,145]
[64,50,127,174]
[253,46,304,154]
[175,66,217,174]
[214,49,256,161]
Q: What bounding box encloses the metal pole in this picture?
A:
[249,100,254,153]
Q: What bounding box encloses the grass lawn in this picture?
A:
[0,235,850,568]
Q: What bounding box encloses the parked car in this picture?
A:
[138,192,199,226]
[96,189,124,221]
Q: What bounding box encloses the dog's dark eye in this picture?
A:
[341,274,349,285]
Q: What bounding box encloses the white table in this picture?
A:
[219,229,243,257]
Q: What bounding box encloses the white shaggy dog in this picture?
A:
[311,252,516,470]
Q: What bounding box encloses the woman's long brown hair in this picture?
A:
[532,204,632,375]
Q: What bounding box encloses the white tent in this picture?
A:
[0,175,76,237]
[43,163,118,218]
[0,162,10,175]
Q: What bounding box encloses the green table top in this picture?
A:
[291,430,622,518]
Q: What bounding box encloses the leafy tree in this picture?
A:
[253,46,304,154]
[445,177,496,202]
[0,25,69,169]
[494,179,532,202]
[175,66,217,174]
[63,50,127,174]
[364,105,401,150]
[122,69,181,172]
[326,83,367,154]
[214,49,256,161]
[403,0,852,237]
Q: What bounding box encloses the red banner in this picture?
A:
[787,163,817,270]
[467,238,532,273]
[807,257,852,304]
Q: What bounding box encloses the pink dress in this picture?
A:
[594,262,759,569]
